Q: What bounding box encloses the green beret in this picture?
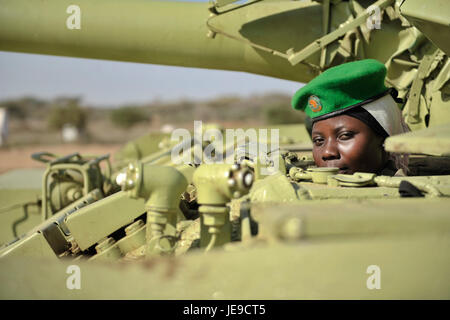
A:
[291,59,388,121]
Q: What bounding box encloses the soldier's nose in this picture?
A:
[321,141,340,161]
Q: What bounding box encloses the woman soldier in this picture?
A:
[292,59,409,176]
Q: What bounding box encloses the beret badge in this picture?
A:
[308,95,322,113]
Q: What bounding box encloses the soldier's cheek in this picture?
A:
[312,149,324,166]
[337,142,363,166]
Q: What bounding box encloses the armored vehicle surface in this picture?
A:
[0,0,449,299]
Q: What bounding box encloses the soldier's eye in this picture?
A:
[338,132,354,140]
[312,137,324,146]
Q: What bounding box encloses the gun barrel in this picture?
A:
[0,0,324,83]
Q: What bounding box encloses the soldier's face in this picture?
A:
[311,115,386,174]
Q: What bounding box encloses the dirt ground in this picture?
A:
[0,144,123,174]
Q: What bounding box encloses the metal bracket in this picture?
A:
[406,46,442,124]
[206,0,394,72]
[328,172,376,187]
[287,0,394,66]
[38,153,111,221]
[41,222,71,256]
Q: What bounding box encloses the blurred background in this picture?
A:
[0,50,305,173]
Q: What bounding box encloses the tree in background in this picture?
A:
[47,97,87,131]
[1,97,46,121]
[110,106,149,129]
[264,103,305,125]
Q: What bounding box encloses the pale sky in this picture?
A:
[0,51,303,107]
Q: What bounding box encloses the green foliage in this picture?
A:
[1,97,46,120]
[47,99,87,130]
[206,95,241,108]
[110,106,149,129]
[264,104,306,125]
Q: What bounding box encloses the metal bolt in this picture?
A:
[233,191,241,198]
[95,237,116,253]
[116,172,127,187]
[67,188,82,201]
[227,179,236,187]
[126,179,135,188]
[243,172,253,188]
[125,219,145,236]
[75,190,82,198]
[231,163,240,171]
[206,30,217,39]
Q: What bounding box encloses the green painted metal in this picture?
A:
[385,123,450,156]
[89,237,123,261]
[29,152,113,220]
[287,0,395,66]
[0,189,41,245]
[0,169,44,245]
[250,172,300,202]
[193,164,252,205]
[65,191,145,251]
[253,198,450,240]
[400,0,450,57]
[0,168,44,189]
[0,0,450,299]
[193,163,253,250]
[1,232,449,299]
[0,232,56,259]
[116,220,146,256]
[0,189,103,259]
[0,0,319,82]
[1,0,447,130]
